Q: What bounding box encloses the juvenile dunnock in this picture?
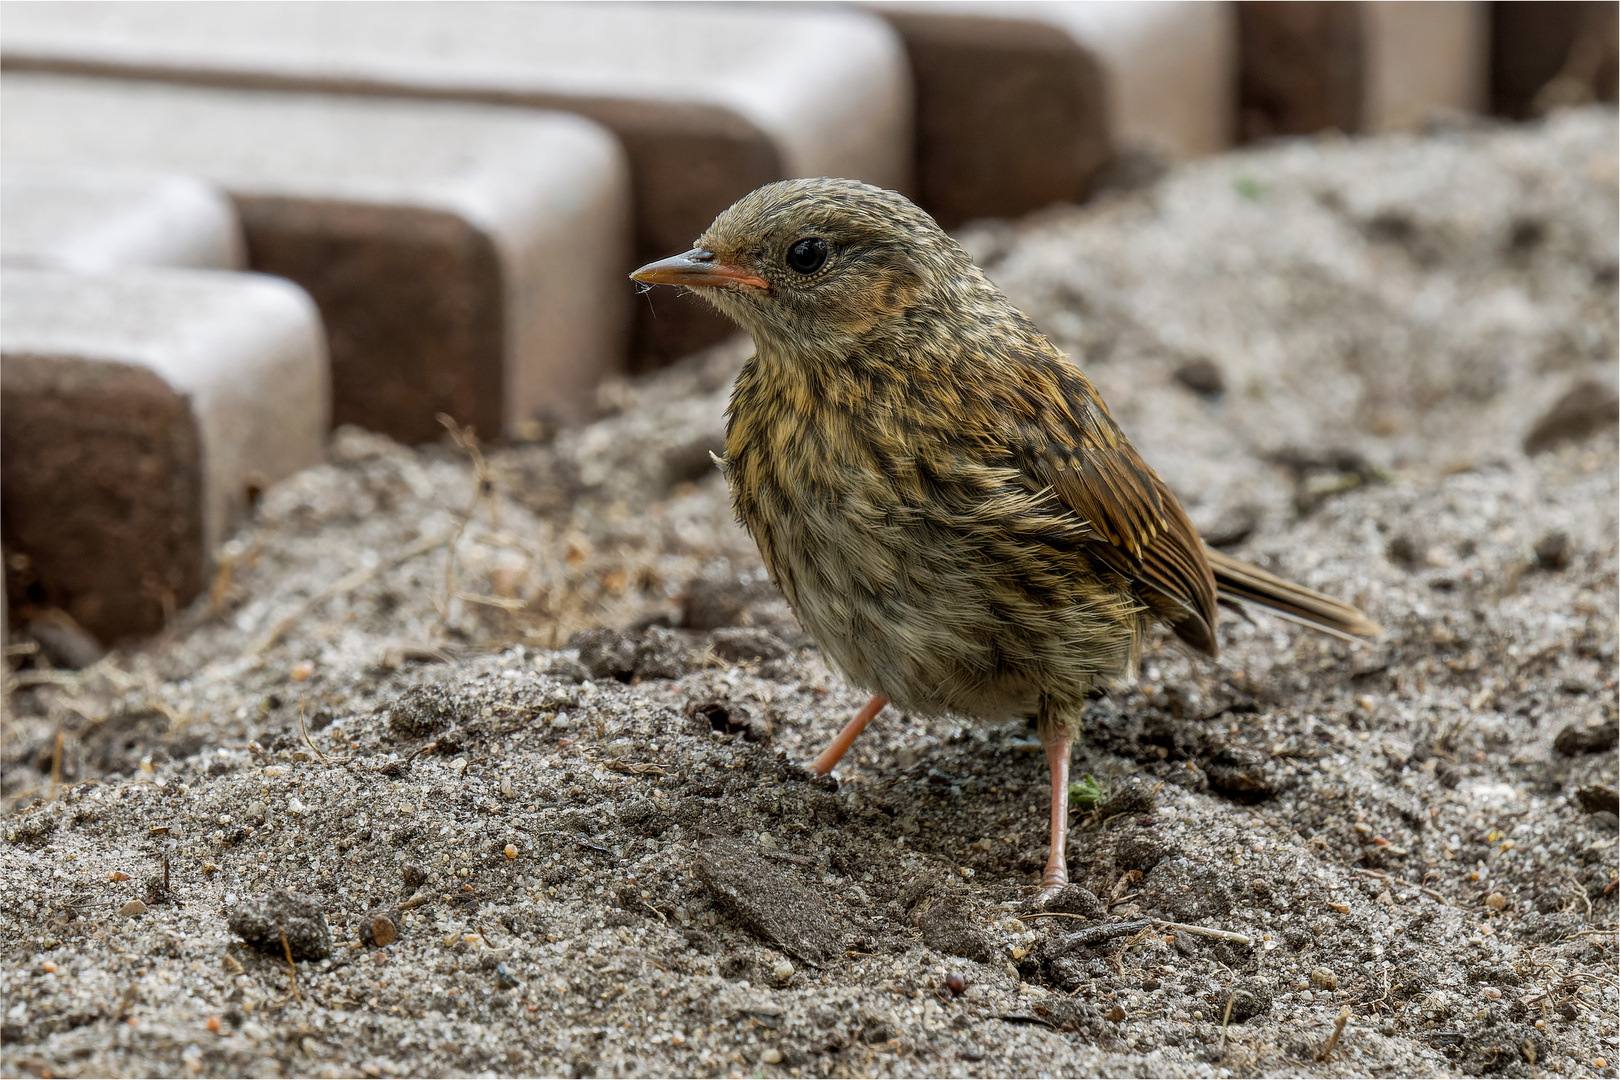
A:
[633,178,1379,900]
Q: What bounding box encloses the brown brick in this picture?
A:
[1238,1,1367,140]
[870,2,1235,227]
[1490,1,1618,119]
[2,267,327,643]
[1239,1,1491,141]
[877,9,1111,228]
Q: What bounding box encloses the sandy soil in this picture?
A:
[2,108,1616,1079]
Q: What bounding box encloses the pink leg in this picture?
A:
[1037,732,1072,901]
[810,694,888,776]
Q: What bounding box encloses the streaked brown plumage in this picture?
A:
[632,177,1379,899]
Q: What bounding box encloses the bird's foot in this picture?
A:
[1030,867,1070,909]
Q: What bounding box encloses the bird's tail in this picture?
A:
[1204,547,1382,642]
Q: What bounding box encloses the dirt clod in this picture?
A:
[1553,719,1619,756]
[1043,883,1108,918]
[1535,530,1573,571]
[918,897,991,963]
[226,889,333,961]
[388,684,464,739]
[1223,979,1272,1024]
[1173,357,1226,397]
[1575,784,1620,814]
[1522,378,1620,453]
[694,836,839,964]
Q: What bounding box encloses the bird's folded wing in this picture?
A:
[1009,360,1220,655]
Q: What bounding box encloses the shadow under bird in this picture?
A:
[632,178,1381,901]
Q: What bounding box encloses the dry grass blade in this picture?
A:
[437,413,497,627]
[277,930,302,1004]
[1154,920,1253,945]
[1318,1007,1351,1061]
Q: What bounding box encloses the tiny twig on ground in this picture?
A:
[1154,921,1253,946]
[1317,1006,1351,1061]
[297,701,329,765]
[1353,867,1452,906]
[1048,918,1153,954]
[277,931,302,1004]
[1564,872,1594,921]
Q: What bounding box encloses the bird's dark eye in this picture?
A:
[785,237,828,275]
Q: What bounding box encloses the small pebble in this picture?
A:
[1106,1005,1126,1022]
[119,900,148,917]
[504,844,518,859]
[495,962,520,988]
[760,1048,783,1065]
[946,972,966,996]
[207,1015,222,1034]
[41,960,56,973]
[370,916,398,947]
[288,797,308,816]
[263,765,288,778]
[1485,893,1507,910]
[772,959,795,983]
[1310,967,1338,991]
[108,871,131,882]
[450,757,467,772]
[1594,1058,1607,1069]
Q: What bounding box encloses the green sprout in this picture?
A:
[1233,175,1265,201]
[1069,773,1106,810]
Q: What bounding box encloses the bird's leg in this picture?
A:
[809,694,888,776]
[1036,731,1072,903]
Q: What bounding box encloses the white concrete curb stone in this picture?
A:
[1,166,245,271]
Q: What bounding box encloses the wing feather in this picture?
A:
[1008,358,1220,655]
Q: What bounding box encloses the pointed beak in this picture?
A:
[630,248,770,291]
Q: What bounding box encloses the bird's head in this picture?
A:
[631,178,984,360]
